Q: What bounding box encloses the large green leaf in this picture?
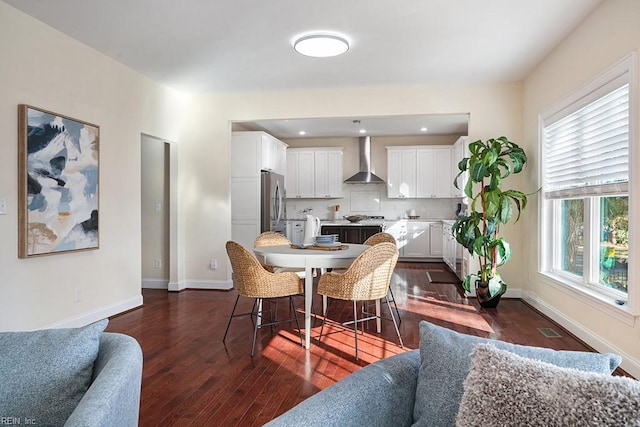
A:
[498,195,513,224]
[464,178,474,198]
[488,275,505,297]
[482,148,498,167]
[469,160,487,182]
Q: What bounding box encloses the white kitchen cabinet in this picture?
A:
[314,150,343,198]
[442,221,456,270]
[403,221,429,257]
[416,147,453,198]
[387,148,417,198]
[231,131,288,248]
[231,131,288,178]
[286,148,342,199]
[451,136,469,197]
[286,150,315,198]
[443,220,466,279]
[429,222,443,257]
[385,220,443,259]
[388,146,454,199]
[287,220,305,245]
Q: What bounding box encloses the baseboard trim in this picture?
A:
[523,291,640,379]
[142,278,169,289]
[47,295,144,329]
[168,280,233,292]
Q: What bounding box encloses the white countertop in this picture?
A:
[320,220,386,227]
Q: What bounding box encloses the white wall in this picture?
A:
[0,2,193,330]
[522,0,640,376]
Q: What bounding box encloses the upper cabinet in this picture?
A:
[416,147,453,198]
[286,150,315,198]
[387,148,417,198]
[387,145,458,198]
[231,131,288,177]
[451,136,469,198]
[286,148,343,199]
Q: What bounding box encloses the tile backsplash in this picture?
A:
[286,183,463,220]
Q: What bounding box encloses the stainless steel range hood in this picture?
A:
[344,136,384,184]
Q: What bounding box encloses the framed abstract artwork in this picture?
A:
[18,105,100,258]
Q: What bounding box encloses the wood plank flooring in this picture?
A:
[106,262,608,426]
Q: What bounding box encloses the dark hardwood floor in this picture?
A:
[107,262,604,426]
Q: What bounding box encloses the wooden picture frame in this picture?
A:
[18,105,100,258]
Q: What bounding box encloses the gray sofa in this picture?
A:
[266,321,628,427]
[0,320,143,427]
[65,332,144,427]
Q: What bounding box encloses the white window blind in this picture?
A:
[544,83,629,199]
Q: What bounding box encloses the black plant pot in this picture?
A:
[476,280,506,308]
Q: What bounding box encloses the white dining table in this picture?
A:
[253,243,371,349]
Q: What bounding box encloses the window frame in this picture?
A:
[538,52,638,324]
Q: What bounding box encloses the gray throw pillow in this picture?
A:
[412,320,622,427]
[0,319,108,426]
[456,344,640,426]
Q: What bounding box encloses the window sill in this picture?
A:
[539,272,638,326]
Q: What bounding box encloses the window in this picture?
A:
[541,54,634,302]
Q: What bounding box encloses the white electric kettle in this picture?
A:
[304,214,321,244]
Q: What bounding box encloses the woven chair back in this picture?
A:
[225,241,302,298]
[318,242,398,301]
[363,232,396,246]
[254,231,291,247]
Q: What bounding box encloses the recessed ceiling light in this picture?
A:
[359,129,367,134]
[298,130,307,136]
[420,127,428,132]
[294,34,349,58]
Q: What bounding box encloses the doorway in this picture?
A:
[141,134,172,289]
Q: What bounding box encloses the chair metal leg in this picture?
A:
[318,298,328,344]
[251,298,262,357]
[388,288,402,324]
[385,296,404,348]
[223,295,241,342]
[353,301,359,360]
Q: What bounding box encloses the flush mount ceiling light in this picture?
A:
[294,34,349,58]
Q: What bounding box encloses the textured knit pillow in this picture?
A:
[412,320,622,427]
[0,319,108,426]
[456,344,640,427]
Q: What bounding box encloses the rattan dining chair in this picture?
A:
[223,241,304,356]
[254,231,317,279]
[317,242,403,360]
[363,232,402,323]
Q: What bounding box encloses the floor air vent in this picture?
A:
[537,327,562,338]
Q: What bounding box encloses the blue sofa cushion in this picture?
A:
[0,319,108,426]
[412,320,622,427]
[456,344,640,426]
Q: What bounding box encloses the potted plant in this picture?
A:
[452,136,528,308]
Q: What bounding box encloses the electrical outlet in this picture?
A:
[155,201,162,212]
[210,259,217,270]
[155,258,162,269]
[75,287,82,303]
[0,198,6,215]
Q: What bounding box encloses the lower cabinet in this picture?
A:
[287,220,305,245]
[320,225,382,244]
[429,222,443,257]
[384,220,442,259]
[402,222,429,258]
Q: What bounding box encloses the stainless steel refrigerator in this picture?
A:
[261,170,287,234]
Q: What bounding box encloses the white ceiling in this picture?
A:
[236,114,470,138]
[4,0,601,138]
